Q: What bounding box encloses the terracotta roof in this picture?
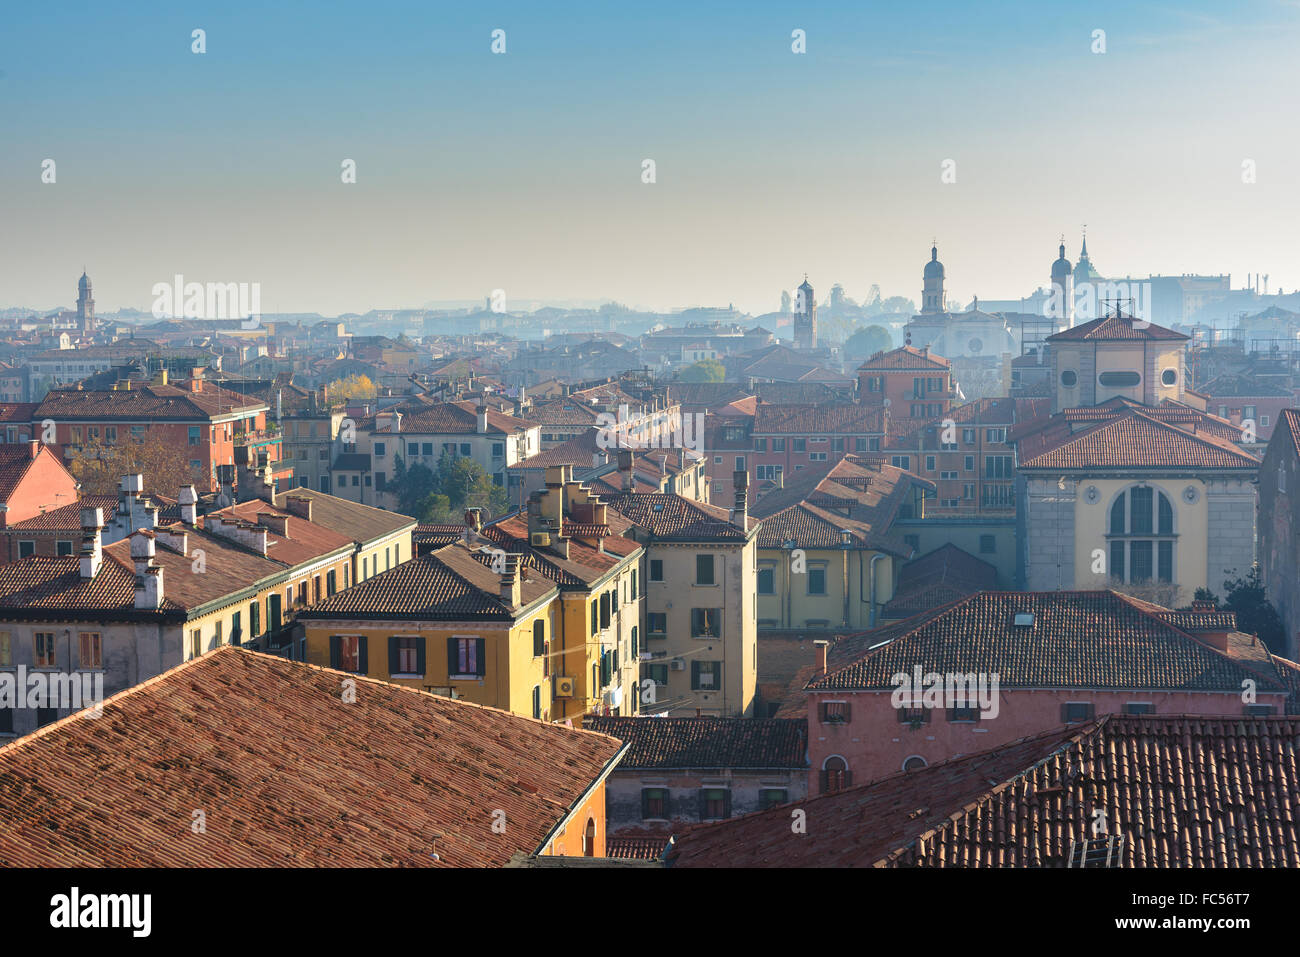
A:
[606,835,669,860]
[0,403,38,423]
[582,717,808,769]
[885,715,1300,867]
[528,399,603,426]
[753,403,885,435]
[857,345,950,371]
[299,541,556,621]
[1017,409,1259,471]
[414,524,466,549]
[1046,312,1188,342]
[1199,373,1293,398]
[0,647,624,866]
[669,716,1300,867]
[605,493,755,541]
[0,555,181,618]
[273,488,416,546]
[1280,409,1300,454]
[480,515,640,589]
[667,723,1084,867]
[812,590,1286,694]
[382,400,535,435]
[8,495,118,531]
[883,544,998,618]
[206,501,354,567]
[34,383,267,421]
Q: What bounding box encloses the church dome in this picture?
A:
[1051,243,1072,278]
[923,246,944,280]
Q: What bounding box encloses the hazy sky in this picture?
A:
[3,1,1299,317]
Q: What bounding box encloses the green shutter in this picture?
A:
[415,637,426,676]
[388,636,399,674]
[329,636,341,670]
[475,638,485,676]
[357,637,367,674]
[447,637,459,676]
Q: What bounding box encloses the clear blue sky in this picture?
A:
[3,0,1298,315]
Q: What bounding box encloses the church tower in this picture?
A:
[1049,239,1074,327]
[794,275,817,350]
[921,244,945,314]
[76,271,95,325]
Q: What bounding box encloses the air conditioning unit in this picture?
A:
[530,532,551,547]
[670,659,686,671]
[554,675,576,697]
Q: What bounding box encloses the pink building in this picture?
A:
[800,590,1295,792]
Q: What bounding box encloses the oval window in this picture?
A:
[1098,371,1141,387]
[1161,368,1177,386]
[1060,370,1078,387]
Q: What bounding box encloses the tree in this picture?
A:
[390,455,438,518]
[843,324,894,359]
[869,296,916,317]
[67,431,207,496]
[679,359,725,383]
[1198,566,1285,655]
[326,374,377,403]
[390,452,508,523]
[780,290,792,314]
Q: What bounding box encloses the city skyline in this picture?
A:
[4,0,1299,315]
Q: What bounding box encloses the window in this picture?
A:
[691,608,722,639]
[807,564,827,595]
[18,541,34,558]
[533,620,546,657]
[695,554,715,585]
[1107,487,1175,583]
[647,663,669,686]
[648,613,667,636]
[1161,368,1177,387]
[734,455,746,471]
[373,441,386,457]
[902,756,928,771]
[963,483,975,500]
[493,442,505,457]
[1244,704,1275,717]
[820,701,850,724]
[925,455,936,472]
[231,611,242,646]
[1060,370,1078,387]
[104,426,117,442]
[34,633,56,668]
[759,788,788,809]
[448,636,484,678]
[820,756,850,794]
[948,705,980,722]
[854,438,868,452]
[389,636,423,676]
[78,632,102,669]
[691,660,721,689]
[772,438,786,452]
[979,535,996,554]
[832,437,845,452]
[792,438,806,453]
[459,443,471,456]
[757,464,784,481]
[1098,371,1140,387]
[896,706,930,725]
[964,454,975,471]
[1124,702,1155,715]
[891,455,911,470]
[940,470,958,480]
[630,569,637,599]
[188,426,201,446]
[330,635,367,673]
[423,443,433,457]
[1062,702,1095,722]
[0,632,8,667]
[642,788,668,820]
[649,559,664,582]
[984,455,1013,478]
[757,563,775,594]
[532,685,542,720]
[591,600,599,634]
[699,788,731,821]
[599,592,611,629]
[190,629,202,658]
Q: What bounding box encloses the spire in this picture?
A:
[1080,225,1088,259]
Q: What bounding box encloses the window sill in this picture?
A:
[391,673,423,679]
[449,674,483,681]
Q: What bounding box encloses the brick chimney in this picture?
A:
[617,449,634,492]
[814,638,829,675]
[27,439,39,460]
[131,530,164,609]
[284,495,313,522]
[79,507,103,579]
[257,512,290,537]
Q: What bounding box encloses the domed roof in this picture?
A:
[78,271,92,293]
[798,276,813,293]
[1051,243,1072,278]
[923,246,944,280]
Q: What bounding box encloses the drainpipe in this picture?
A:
[868,553,886,627]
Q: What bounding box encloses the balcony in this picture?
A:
[234,428,282,447]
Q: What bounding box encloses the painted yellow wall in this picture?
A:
[1072,477,1208,606]
[756,547,895,630]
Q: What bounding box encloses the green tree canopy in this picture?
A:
[679,359,725,383]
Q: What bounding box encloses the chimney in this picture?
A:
[179,485,199,525]
[27,439,39,460]
[732,468,749,528]
[131,530,164,609]
[284,495,312,522]
[476,405,489,433]
[257,513,290,537]
[499,554,521,607]
[154,527,189,556]
[618,449,634,492]
[79,507,103,579]
[814,638,829,675]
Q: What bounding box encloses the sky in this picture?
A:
[2,0,1299,317]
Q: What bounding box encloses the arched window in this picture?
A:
[902,755,928,772]
[820,756,851,794]
[1107,486,1175,583]
[582,818,596,857]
